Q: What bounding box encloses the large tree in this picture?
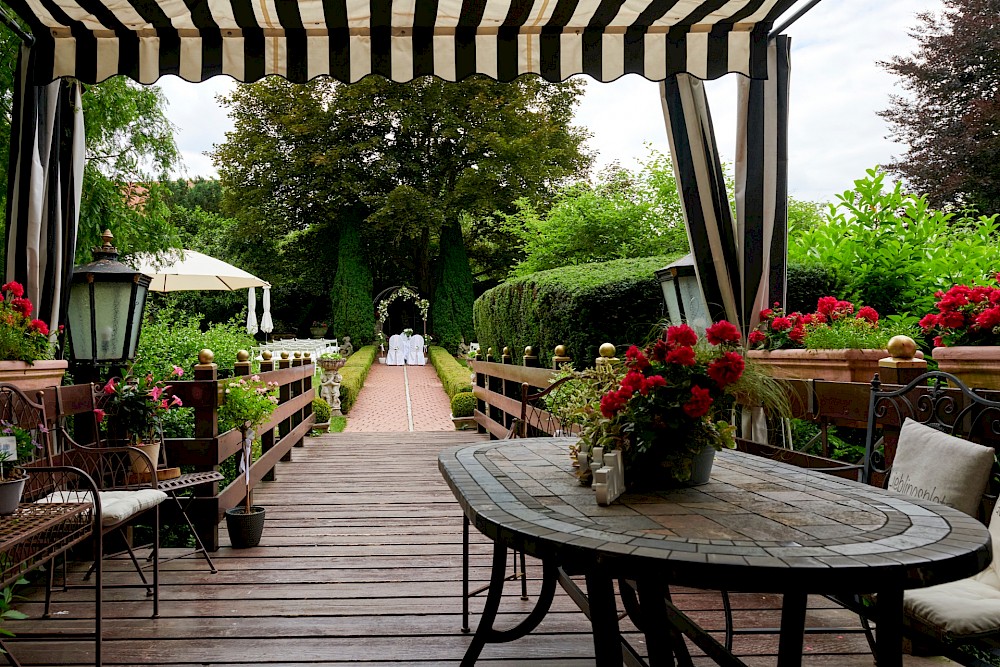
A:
[213,76,590,339]
[880,0,1000,214]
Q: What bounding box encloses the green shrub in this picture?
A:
[330,221,375,345]
[135,307,257,381]
[431,222,476,352]
[451,392,476,418]
[312,397,332,423]
[785,262,845,315]
[428,346,473,398]
[339,345,378,413]
[473,254,679,368]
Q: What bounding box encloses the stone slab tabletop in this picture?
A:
[439,438,992,594]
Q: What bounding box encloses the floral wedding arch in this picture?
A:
[374,286,429,342]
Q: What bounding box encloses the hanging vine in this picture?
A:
[375,286,430,332]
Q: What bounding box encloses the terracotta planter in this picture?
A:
[128,441,161,473]
[0,359,67,395]
[747,349,890,383]
[932,346,1000,389]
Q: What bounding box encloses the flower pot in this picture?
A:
[0,474,27,515]
[685,446,716,486]
[318,357,345,371]
[0,359,68,395]
[932,346,1000,389]
[309,326,328,339]
[128,441,160,474]
[225,506,266,548]
[313,421,330,433]
[451,415,477,431]
[747,348,891,383]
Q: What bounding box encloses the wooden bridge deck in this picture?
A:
[7,432,950,666]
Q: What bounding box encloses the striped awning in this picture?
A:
[5,0,797,85]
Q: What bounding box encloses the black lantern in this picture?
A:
[67,230,151,365]
[654,254,710,333]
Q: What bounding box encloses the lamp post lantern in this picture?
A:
[654,254,710,334]
[67,230,152,367]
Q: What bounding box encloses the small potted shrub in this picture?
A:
[219,375,279,548]
[317,351,344,371]
[451,392,477,430]
[0,420,44,514]
[0,280,66,392]
[312,397,332,432]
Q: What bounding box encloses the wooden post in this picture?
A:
[523,346,538,368]
[291,353,305,448]
[260,351,277,481]
[193,348,220,551]
[278,352,293,462]
[878,336,927,386]
[501,346,511,365]
[552,345,571,370]
[485,347,493,363]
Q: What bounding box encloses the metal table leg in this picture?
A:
[585,571,624,666]
[875,587,904,667]
[777,591,807,667]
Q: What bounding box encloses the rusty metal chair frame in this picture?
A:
[0,383,103,666]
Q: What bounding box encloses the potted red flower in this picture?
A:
[0,281,66,392]
[598,320,744,485]
[746,297,914,383]
[920,282,1000,389]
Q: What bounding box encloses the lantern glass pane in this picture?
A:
[67,282,94,360]
[92,282,133,361]
[678,276,710,335]
[126,283,148,359]
[661,279,682,327]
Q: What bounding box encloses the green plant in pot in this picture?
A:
[0,421,44,515]
[311,397,332,431]
[218,374,279,548]
[317,351,344,371]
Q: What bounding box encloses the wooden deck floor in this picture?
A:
[8,432,955,666]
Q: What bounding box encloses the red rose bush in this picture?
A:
[599,321,743,482]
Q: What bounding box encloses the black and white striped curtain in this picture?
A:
[735,35,790,328]
[661,36,791,334]
[4,45,85,341]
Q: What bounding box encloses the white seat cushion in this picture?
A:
[905,577,1000,640]
[37,489,167,527]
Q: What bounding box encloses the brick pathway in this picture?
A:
[344,361,455,432]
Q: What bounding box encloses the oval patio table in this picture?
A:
[439,437,992,667]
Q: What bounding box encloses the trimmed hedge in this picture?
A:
[330,221,375,345]
[451,392,476,418]
[785,261,845,314]
[473,254,679,368]
[428,345,473,398]
[340,345,378,413]
[311,397,331,423]
[431,222,476,353]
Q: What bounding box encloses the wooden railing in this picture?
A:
[51,352,315,551]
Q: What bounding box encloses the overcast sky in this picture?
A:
[154,0,941,205]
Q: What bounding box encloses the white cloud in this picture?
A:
[156,0,942,202]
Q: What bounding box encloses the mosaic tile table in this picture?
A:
[439,438,992,667]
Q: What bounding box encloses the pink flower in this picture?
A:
[103,378,117,394]
[150,386,164,401]
[93,408,105,423]
[172,366,184,377]
[170,395,183,407]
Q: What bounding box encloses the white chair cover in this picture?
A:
[407,335,425,365]
[386,334,404,365]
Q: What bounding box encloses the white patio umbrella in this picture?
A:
[133,249,272,334]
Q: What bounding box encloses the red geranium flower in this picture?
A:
[856,306,879,325]
[975,307,1000,330]
[28,319,48,336]
[816,296,838,316]
[650,339,670,363]
[1,281,24,298]
[683,386,713,418]
[918,313,939,331]
[666,323,698,348]
[705,320,740,346]
[665,345,696,366]
[770,316,792,332]
[10,297,32,318]
[748,330,766,346]
[625,345,651,371]
[707,352,745,388]
[788,326,806,343]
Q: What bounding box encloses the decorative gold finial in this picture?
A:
[554,344,566,357]
[487,347,493,355]
[502,347,510,356]
[198,349,214,364]
[599,343,616,358]
[524,346,534,356]
[887,335,917,360]
[293,351,302,359]
[262,350,273,360]
[304,352,312,359]
[236,350,250,362]
[280,351,289,359]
